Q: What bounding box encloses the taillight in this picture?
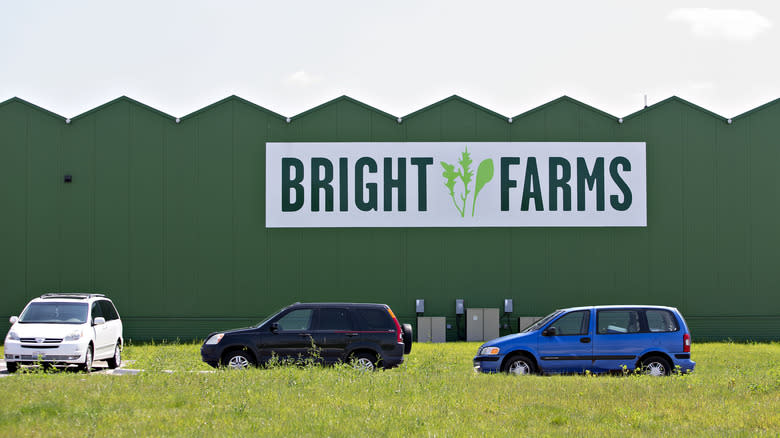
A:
[683,333,691,353]
[386,307,403,343]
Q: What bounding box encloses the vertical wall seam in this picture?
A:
[162,115,168,312]
[25,108,30,295]
[128,103,133,309]
[745,118,752,299]
[681,108,687,313]
[91,113,97,290]
[231,101,236,310]
[713,119,719,290]
[58,114,64,290]
[194,116,200,305]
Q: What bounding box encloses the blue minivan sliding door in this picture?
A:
[592,308,648,372]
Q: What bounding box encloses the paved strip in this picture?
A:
[0,359,212,376]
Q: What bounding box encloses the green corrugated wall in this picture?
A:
[1,94,778,341]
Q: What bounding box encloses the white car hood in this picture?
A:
[10,323,84,338]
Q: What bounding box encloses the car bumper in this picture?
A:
[200,345,222,367]
[672,357,696,373]
[473,355,502,373]
[4,340,88,364]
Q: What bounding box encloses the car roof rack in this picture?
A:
[39,293,105,300]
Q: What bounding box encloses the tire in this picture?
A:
[352,352,377,371]
[641,356,671,376]
[502,354,536,375]
[106,343,122,369]
[79,346,93,373]
[6,362,18,374]
[402,323,413,354]
[222,350,254,370]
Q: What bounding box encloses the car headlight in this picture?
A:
[6,331,19,341]
[205,333,224,345]
[480,347,500,355]
[64,330,83,341]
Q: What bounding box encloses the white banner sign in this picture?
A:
[266,142,646,228]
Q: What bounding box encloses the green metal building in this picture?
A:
[1,94,778,341]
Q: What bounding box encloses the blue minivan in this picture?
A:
[473,305,695,376]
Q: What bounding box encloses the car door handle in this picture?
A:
[580,337,591,343]
[298,333,312,337]
[346,333,359,337]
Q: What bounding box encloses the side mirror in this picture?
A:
[270,322,279,333]
[9,316,18,324]
[543,326,558,336]
[93,317,106,326]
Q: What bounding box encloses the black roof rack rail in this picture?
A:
[39,293,105,300]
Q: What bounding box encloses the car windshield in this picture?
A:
[255,307,285,328]
[18,302,89,324]
[522,309,563,333]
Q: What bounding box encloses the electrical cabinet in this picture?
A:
[466,308,499,341]
[517,316,543,332]
[417,317,446,343]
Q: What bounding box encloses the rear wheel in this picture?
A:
[106,343,122,369]
[502,354,536,375]
[641,356,671,376]
[352,352,377,371]
[222,351,253,370]
[6,362,18,374]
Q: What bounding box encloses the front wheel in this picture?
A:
[6,362,18,374]
[641,356,671,376]
[79,346,93,372]
[222,351,254,370]
[106,343,122,369]
[502,354,536,375]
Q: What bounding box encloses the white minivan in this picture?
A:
[4,293,123,373]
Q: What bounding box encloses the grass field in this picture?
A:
[1,342,778,436]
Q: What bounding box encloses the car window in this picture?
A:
[314,308,352,331]
[276,309,313,331]
[99,300,119,321]
[549,310,589,335]
[18,302,88,324]
[646,309,679,332]
[353,308,392,331]
[91,301,104,321]
[597,309,641,334]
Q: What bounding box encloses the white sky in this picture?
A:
[1,1,778,119]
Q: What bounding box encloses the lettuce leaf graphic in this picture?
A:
[471,159,494,217]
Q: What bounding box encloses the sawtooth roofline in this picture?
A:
[2,94,779,124]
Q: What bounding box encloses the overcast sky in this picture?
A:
[1,1,778,119]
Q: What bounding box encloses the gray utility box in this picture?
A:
[466,308,499,342]
[518,316,543,332]
[417,317,446,343]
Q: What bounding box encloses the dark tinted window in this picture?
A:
[549,310,589,335]
[315,308,352,331]
[646,310,679,332]
[99,300,119,321]
[353,308,392,331]
[277,309,313,331]
[91,301,104,320]
[597,310,641,334]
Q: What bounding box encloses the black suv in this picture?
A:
[200,303,413,370]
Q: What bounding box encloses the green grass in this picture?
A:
[1,342,778,436]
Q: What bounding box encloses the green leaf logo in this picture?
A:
[440,147,494,217]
